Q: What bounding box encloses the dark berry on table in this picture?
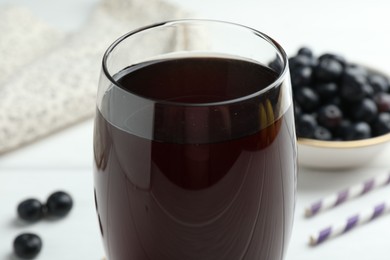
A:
[372,113,390,136]
[344,122,372,140]
[313,126,332,140]
[315,82,338,100]
[318,53,347,67]
[290,66,313,87]
[17,199,44,222]
[294,87,320,112]
[351,98,378,123]
[314,58,344,82]
[317,104,343,128]
[374,92,390,112]
[13,233,42,259]
[297,46,314,58]
[295,114,317,138]
[46,191,73,218]
[368,74,389,93]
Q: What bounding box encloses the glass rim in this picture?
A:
[102,19,289,107]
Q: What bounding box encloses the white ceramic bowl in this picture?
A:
[298,133,390,169]
[296,63,390,169]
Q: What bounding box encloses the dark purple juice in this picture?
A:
[94,57,296,260]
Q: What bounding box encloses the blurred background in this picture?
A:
[1,0,389,67]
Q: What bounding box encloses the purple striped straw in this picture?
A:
[309,201,390,246]
[305,172,390,217]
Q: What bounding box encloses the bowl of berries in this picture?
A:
[291,47,390,169]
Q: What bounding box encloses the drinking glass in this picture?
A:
[93,19,296,260]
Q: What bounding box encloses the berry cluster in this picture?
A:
[291,47,390,141]
[13,191,73,259]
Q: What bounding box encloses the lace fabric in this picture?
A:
[0,0,187,154]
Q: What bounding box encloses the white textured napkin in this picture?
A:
[0,0,187,154]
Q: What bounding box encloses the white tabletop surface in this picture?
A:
[1,0,390,259]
